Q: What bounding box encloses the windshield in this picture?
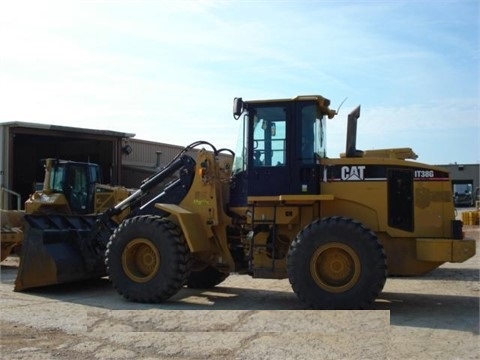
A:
[233,117,248,173]
[50,165,66,192]
[232,105,287,173]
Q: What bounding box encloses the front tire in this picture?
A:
[106,215,191,302]
[287,216,387,309]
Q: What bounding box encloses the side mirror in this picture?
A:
[233,97,244,119]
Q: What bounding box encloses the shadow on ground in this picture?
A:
[2,262,478,334]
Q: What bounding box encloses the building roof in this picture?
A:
[0,121,135,138]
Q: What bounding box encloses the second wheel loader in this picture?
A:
[0,158,130,262]
[12,94,476,309]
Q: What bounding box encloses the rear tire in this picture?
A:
[106,215,191,303]
[287,216,387,309]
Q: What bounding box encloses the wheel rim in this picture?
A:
[310,242,361,293]
[122,238,160,283]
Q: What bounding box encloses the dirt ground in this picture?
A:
[0,224,478,359]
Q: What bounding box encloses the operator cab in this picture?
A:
[230,96,336,206]
[48,160,102,214]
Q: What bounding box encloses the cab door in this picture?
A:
[247,103,291,196]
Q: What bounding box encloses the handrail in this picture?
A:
[0,186,21,210]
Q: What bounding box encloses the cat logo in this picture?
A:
[341,166,366,181]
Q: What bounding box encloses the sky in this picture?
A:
[0,0,478,165]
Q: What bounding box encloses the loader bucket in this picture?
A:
[14,214,108,291]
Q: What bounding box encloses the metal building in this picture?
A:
[120,138,189,189]
[0,122,134,209]
[437,163,479,207]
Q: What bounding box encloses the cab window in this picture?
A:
[252,106,287,167]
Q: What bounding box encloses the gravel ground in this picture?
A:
[0,224,478,359]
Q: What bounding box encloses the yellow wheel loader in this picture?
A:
[12,95,476,309]
[104,95,475,309]
[1,158,131,283]
[1,159,104,261]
